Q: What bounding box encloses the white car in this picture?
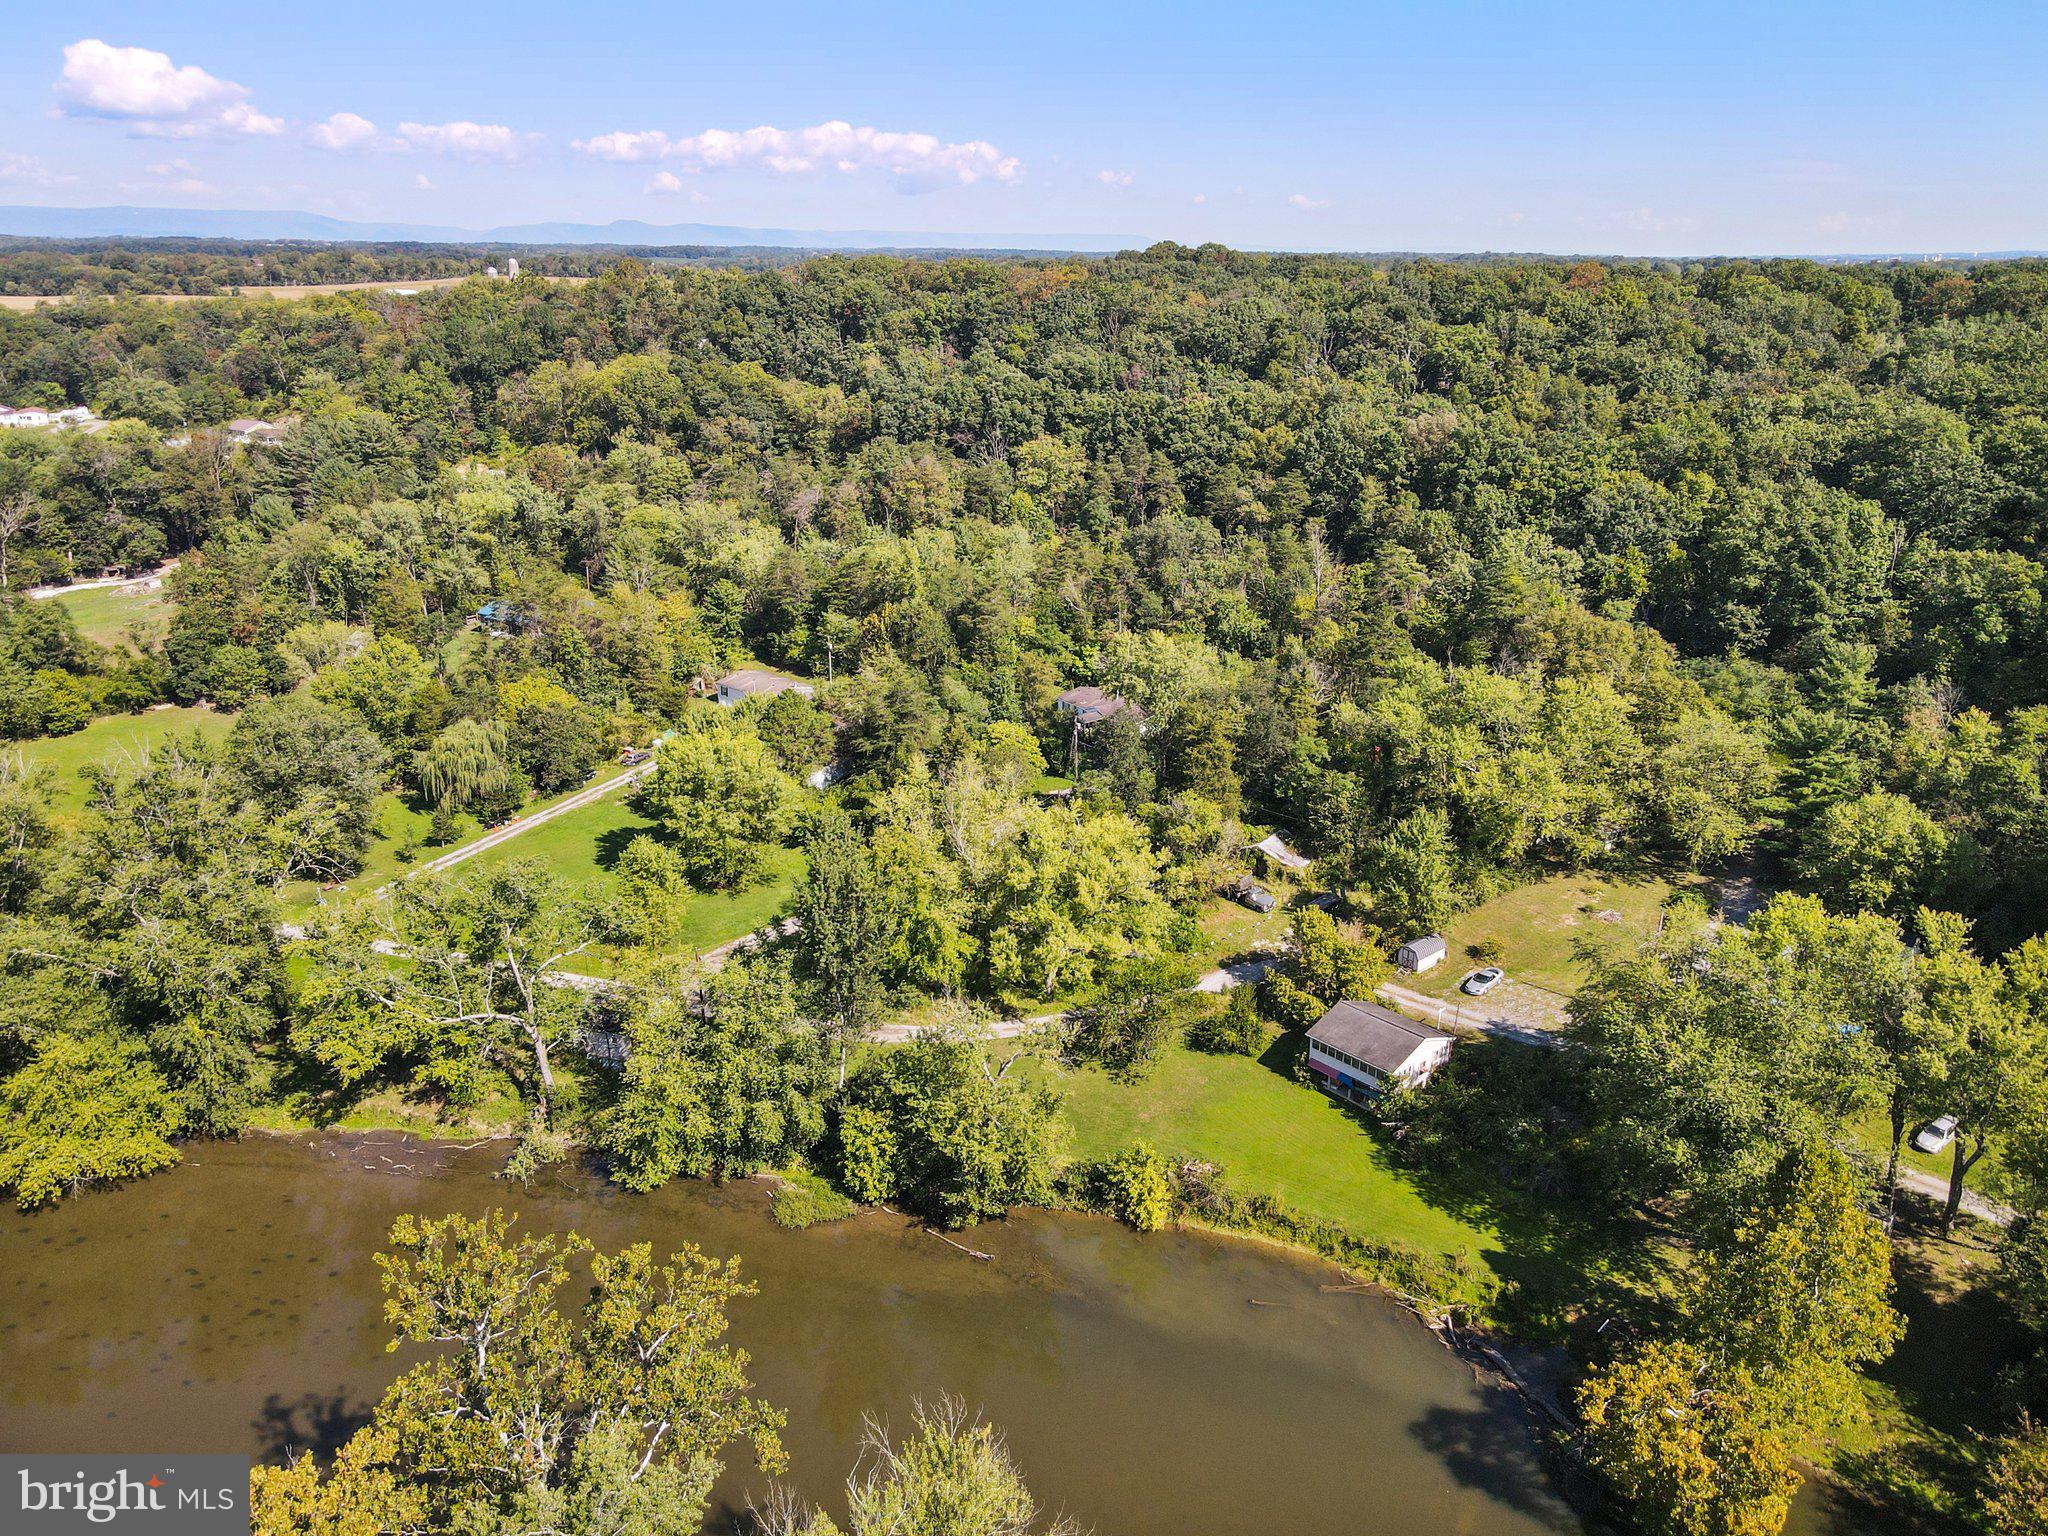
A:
[1462,966,1505,997]
[1912,1115,1959,1155]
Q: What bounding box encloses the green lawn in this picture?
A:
[49,581,171,650]
[289,770,646,912]
[1051,1040,1497,1263]
[15,705,233,809]
[461,795,807,955]
[1407,869,1701,998]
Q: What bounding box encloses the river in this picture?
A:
[0,1133,1602,1534]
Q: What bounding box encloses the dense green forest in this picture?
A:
[4,248,2046,940]
[4,246,2048,1536]
[0,236,801,297]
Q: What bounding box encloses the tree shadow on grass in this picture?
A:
[1823,1204,2020,1534]
[593,821,649,872]
[1254,1031,1672,1340]
[251,1387,375,1464]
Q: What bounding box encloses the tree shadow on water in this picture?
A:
[251,1388,375,1464]
[1407,1393,1594,1532]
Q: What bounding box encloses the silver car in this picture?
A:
[1462,966,1505,996]
[1912,1115,1959,1155]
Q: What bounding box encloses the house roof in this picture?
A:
[1056,684,1140,728]
[1308,1000,1453,1076]
[718,668,813,698]
[1252,833,1311,870]
[1400,934,1447,958]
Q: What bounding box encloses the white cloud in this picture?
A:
[414,173,435,190]
[1190,192,1208,204]
[577,129,674,163]
[310,111,383,152]
[646,170,708,202]
[393,120,534,160]
[1096,168,1133,187]
[575,120,1022,190]
[56,39,282,138]
[0,152,76,187]
[1287,193,1329,210]
[312,113,536,159]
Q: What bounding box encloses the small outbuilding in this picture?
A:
[224,416,289,444]
[475,600,528,634]
[1251,833,1311,874]
[1396,934,1448,974]
[715,669,816,707]
[1306,1000,1455,1101]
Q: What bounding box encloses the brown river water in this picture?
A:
[0,1134,1855,1534]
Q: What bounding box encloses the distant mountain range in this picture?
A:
[0,205,1122,253]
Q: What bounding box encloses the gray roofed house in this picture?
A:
[1305,1000,1455,1101]
[715,669,816,707]
[224,416,290,444]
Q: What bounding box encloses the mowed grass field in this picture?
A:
[460,794,807,955]
[14,705,232,808]
[49,581,171,650]
[1406,869,1700,999]
[1049,1040,1498,1264]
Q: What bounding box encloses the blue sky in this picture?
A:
[2,1,2043,253]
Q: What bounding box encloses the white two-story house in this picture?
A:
[1305,1000,1455,1104]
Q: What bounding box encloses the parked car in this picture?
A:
[619,747,652,766]
[1227,878,1277,914]
[1461,966,1506,996]
[1912,1114,1960,1155]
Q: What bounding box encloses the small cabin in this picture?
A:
[475,600,528,634]
[1055,685,1142,730]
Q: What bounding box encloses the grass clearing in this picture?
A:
[16,705,232,809]
[1047,1038,1497,1264]
[49,581,170,649]
[460,795,807,956]
[1407,868,1701,999]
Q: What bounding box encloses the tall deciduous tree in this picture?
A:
[791,811,901,1085]
[297,858,612,1122]
[1579,1341,1798,1536]
[837,1020,1061,1227]
[250,1210,784,1536]
[596,955,830,1191]
[635,711,796,890]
